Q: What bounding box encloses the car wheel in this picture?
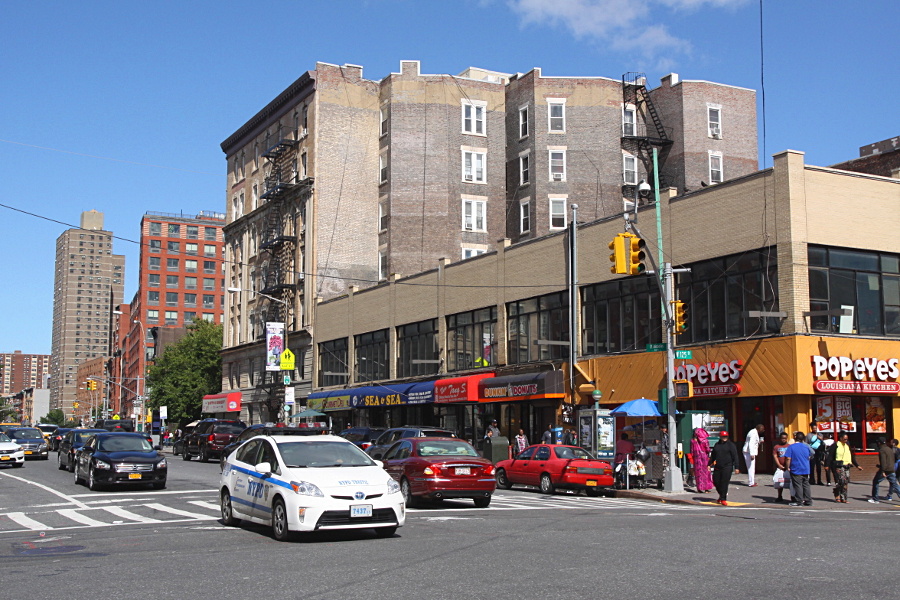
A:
[374,526,397,538]
[474,496,491,508]
[539,473,555,495]
[586,487,601,497]
[172,445,180,456]
[400,478,418,508]
[87,466,102,491]
[199,448,209,463]
[74,464,83,485]
[182,449,191,461]
[271,498,293,542]
[495,468,512,490]
[221,488,240,526]
[67,454,75,472]
[57,453,66,470]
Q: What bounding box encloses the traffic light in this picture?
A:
[608,234,627,275]
[87,380,97,391]
[673,379,694,398]
[73,402,79,409]
[673,300,688,335]
[624,234,646,275]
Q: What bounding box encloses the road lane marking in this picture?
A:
[57,509,108,527]
[0,472,90,509]
[143,503,216,520]
[101,506,162,523]
[7,512,51,530]
[70,489,216,498]
[188,501,221,511]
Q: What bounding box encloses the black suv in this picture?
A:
[339,427,386,452]
[182,419,246,462]
[366,426,456,460]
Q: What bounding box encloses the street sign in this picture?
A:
[283,374,292,385]
[646,343,667,352]
[280,349,295,371]
[284,387,295,405]
[159,405,168,420]
[675,350,693,360]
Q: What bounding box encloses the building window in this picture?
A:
[148,274,160,287]
[165,311,178,326]
[203,244,215,257]
[623,154,637,185]
[184,311,196,323]
[582,279,662,355]
[202,313,215,322]
[462,198,486,232]
[397,319,439,378]
[709,153,723,184]
[462,150,486,183]
[203,261,216,274]
[447,307,496,372]
[520,201,530,233]
[461,100,486,135]
[318,338,348,387]
[379,154,388,183]
[166,241,179,253]
[168,224,180,237]
[507,292,569,364]
[203,277,215,291]
[166,275,179,288]
[184,293,197,307]
[204,227,217,241]
[549,150,566,181]
[380,105,389,136]
[520,155,530,185]
[548,100,566,132]
[148,291,159,305]
[379,203,388,231]
[186,243,198,256]
[623,105,636,136]
[378,251,387,281]
[549,197,567,229]
[302,104,308,129]
[355,330,389,383]
[149,257,160,270]
[165,292,178,307]
[708,107,722,138]
[149,240,161,253]
[149,222,162,236]
[251,183,258,210]
[185,260,198,273]
[166,258,179,271]
[462,248,486,260]
[147,310,159,324]
[300,152,307,179]
[519,106,528,138]
[186,226,198,239]
[185,276,197,289]
[203,294,215,309]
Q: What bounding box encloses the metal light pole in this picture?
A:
[133,319,148,436]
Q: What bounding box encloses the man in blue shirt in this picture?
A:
[784,431,815,506]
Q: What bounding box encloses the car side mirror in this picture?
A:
[153,445,162,451]
[255,462,272,475]
[374,460,384,469]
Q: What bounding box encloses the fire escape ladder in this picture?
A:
[621,72,674,200]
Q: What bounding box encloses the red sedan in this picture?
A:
[381,437,496,508]
[495,444,613,496]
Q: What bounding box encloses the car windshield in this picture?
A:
[277,441,375,468]
[10,430,43,440]
[0,434,10,443]
[417,440,479,457]
[422,430,456,438]
[213,423,245,434]
[98,437,153,452]
[554,447,595,460]
[37,425,57,433]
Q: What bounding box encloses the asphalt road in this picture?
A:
[1,454,896,599]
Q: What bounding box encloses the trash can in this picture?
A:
[483,436,509,464]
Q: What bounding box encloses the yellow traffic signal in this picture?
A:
[624,234,646,275]
[88,381,96,391]
[673,300,688,335]
[673,379,694,398]
[73,402,79,409]
[608,234,627,274]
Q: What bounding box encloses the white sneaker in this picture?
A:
[868,498,880,503]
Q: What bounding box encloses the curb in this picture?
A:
[603,488,701,506]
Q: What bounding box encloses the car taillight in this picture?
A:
[483,464,495,476]
[361,442,372,450]
[565,465,578,473]
[208,434,215,442]
[423,465,442,476]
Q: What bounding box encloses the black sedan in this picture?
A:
[50,428,74,451]
[73,432,167,491]
[57,429,106,472]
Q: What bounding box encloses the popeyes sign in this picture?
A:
[811,355,900,394]
[674,360,743,397]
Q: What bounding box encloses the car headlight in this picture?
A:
[156,458,167,469]
[94,460,112,470]
[386,479,401,495]
[39,444,48,450]
[15,446,23,452]
[290,480,324,497]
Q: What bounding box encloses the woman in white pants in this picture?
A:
[743,424,764,486]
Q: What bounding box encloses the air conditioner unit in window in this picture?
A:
[553,173,563,181]
[710,126,721,138]
[465,174,473,181]
[464,223,474,231]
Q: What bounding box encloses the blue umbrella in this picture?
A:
[609,398,662,417]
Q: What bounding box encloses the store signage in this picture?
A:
[814,396,856,433]
[813,380,900,394]
[674,360,743,385]
[436,380,469,403]
[812,355,899,381]
[202,392,242,413]
[477,371,565,402]
[308,395,351,411]
[692,383,742,397]
[265,322,285,372]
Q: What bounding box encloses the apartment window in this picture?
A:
[519,106,528,138]
[379,203,388,231]
[447,307,497,372]
[398,319,439,378]
[355,329,389,383]
[182,276,197,290]
[148,274,160,287]
[380,105,389,136]
[184,293,197,307]
[166,275,179,288]
[203,244,216,257]
[548,100,566,132]
[165,292,178,307]
[204,227,216,241]
[149,240,161,253]
[184,311,197,323]
[318,338,349,387]
[708,107,722,138]
[167,258,179,271]
[168,224,180,237]
[462,150,486,183]
[251,183,258,210]
[709,153,723,184]
[203,261,216,274]
[147,310,159,324]
[549,197,567,229]
[165,311,178,325]
[623,105,636,136]
[300,152,307,178]
[520,155,530,185]
[232,197,239,221]
[507,292,569,364]
[167,241,180,253]
[203,277,216,290]
[582,279,662,355]
[148,291,159,305]
[202,313,214,322]
[623,154,637,185]
[462,100,486,135]
[302,104,308,129]
[185,260,198,273]
[149,257,160,270]
[186,226,198,239]
[520,201,530,233]
[149,222,162,236]
[185,243,198,256]
[379,154,388,183]
[549,150,566,181]
[378,251,387,281]
[203,294,215,309]
[462,248,486,260]
[462,198,486,232]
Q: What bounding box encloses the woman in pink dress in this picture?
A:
[691,428,714,493]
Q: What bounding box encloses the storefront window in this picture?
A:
[447,307,497,372]
[582,279,660,355]
[318,338,348,387]
[507,292,568,364]
[813,395,891,452]
[355,329,389,382]
[397,319,439,378]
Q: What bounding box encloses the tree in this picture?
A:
[146,320,223,424]
[0,398,16,421]
[40,408,66,426]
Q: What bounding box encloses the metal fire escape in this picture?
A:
[621,72,674,202]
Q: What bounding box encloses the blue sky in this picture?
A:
[1,0,897,354]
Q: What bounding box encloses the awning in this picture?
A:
[202,392,242,413]
[307,391,352,412]
[477,370,565,403]
[351,382,435,408]
[434,373,495,403]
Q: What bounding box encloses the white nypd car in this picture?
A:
[219,433,405,540]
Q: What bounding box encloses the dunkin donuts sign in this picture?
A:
[674,360,744,397]
[811,355,900,394]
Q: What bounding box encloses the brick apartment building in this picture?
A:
[218,60,757,423]
[830,135,900,180]
[50,210,125,418]
[74,355,108,423]
[0,351,50,396]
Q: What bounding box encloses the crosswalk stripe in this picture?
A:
[102,506,162,523]
[57,509,108,526]
[7,512,51,530]
[143,503,216,520]
[188,501,221,512]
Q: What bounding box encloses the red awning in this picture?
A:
[202,392,242,413]
[434,373,494,404]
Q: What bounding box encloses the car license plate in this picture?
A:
[24,451,32,455]
[455,467,471,475]
[128,473,142,480]
[586,480,598,486]
[0,456,9,461]
[350,504,372,518]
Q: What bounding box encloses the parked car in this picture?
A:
[0,432,25,468]
[182,419,246,462]
[171,422,197,456]
[218,424,331,470]
[339,427,386,452]
[5,427,49,460]
[73,432,167,491]
[494,444,613,496]
[50,427,74,451]
[381,437,495,507]
[94,419,135,432]
[57,429,106,472]
[366,426,457,460]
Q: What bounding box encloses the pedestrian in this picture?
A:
[807,431,825,485]
[514,428,529,455]
[709,430,740,506]
[827,432,862,503]
[772,431,791,503]
[487,419,501,438]
[562,428,575,446]
[483,428,494,442]
[784,431,814,507]
[690,428,714,494]
[743,424,764,487]
[868,437,900,503]
[541,424,553,445]
[821,433,835,485]
[615,433,635,465]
